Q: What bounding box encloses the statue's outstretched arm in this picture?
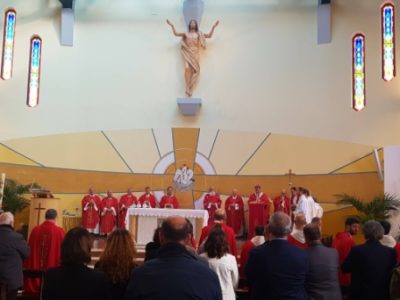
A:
[166,20,185,37]
[204,20,219,38]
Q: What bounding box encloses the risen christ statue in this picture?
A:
[167,19,219,97]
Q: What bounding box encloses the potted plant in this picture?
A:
[2,179,38,214]
[336,193,400,223]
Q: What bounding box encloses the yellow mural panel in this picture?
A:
[0,144,39,166]
[3,132,130,172]
[210,130,267,175]
[333,149,382,174]
[239,134,376,175]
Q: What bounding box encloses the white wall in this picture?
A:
[384,145,400,237]
[0,0,399,146]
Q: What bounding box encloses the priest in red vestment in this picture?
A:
[332,217,360,289]
[225,189,245,236]
[240,226,266,276]
[100,190,118,235]
[138,186,157,208]
[203,187,221,225]
[273,189,291,215]
[24,209,65,293]
[198,209,237,256]
[248,185,271,238]
[160,186,179,209]
[81,187,102,234]
[287,213,307,250]
[118,188,139,229]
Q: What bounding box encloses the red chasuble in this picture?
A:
[138,193,157,208]
[159,195,179,209]
[248,192,271,239]
[273,195,291,215]
[119,194,138,229]
[198,223,237,257]
[332,232,355,286]
[24,221,65,293]
[100,196,118,234]
[203,193,222,225]
[81,194,101,230]
[225,195,245,235]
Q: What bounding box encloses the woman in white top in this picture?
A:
[200,225,239,300]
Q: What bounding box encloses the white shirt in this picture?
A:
[200,253,239,300]
[295,195,315,224]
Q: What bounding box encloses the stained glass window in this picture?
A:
[352,34,365,112]
[27,36,42,107]
[382,2,395,82]
[1,8,17,80]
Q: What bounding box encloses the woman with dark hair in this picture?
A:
[42,227,111,300]
[200,225,238,300]
[95,229,136,300]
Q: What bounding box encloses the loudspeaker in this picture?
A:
[59,0,74,9]
[373,148,384,181]
[319,0,331,4]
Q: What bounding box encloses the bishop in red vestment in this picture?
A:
[81,187,102,234]
[248,185,271,239]
[198,209,237,256]
[138,186,157,208]
[24,209,65,293]
[273,189,291,215]
[119,188,139,229]
[160,186,179,209]
[100,190,118,235]
[203,187,221,225]
[225,189,245,235]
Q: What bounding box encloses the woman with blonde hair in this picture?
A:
[95,229,136,300]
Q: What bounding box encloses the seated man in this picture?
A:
[159,186,179,209]
[124,216,222,300]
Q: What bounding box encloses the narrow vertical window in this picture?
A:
[382,2,395,82]
[1,8,17,80]
[27,36,42,107]
[352,34,365,112]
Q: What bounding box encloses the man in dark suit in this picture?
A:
[0,212,30,300]
[342,220,397,300]
[245,211,309,300]
[124,216,222,300]
[304,224,341,300]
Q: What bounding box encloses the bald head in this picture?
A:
[0,212,14,227]
[294,213,306,229]
[160,216,190,244]
[214,209,226,221]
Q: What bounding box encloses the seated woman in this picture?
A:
[200,225,239,300]
[95,229,136,300]
[42,227,111,300]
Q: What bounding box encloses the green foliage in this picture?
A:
[2,179,40,214]
[336,193,400,223]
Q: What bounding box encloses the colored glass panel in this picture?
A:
[27,36,42,108]
[1,9,17,80]
[352,34,365,112]
[382,3,395,81]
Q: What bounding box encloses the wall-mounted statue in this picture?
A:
[167,19,219,97]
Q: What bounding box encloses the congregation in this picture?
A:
[1,187,400,300]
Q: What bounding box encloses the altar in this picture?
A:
[125,208,209,249]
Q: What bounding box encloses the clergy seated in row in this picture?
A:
[198,209,237,257]
[24,208,65,294]
[224,189,245,236]
[239,226,266,277]
[159,186,179,209]
[204,187,222,225]
[287,213,307,250]
[248,185,271,239]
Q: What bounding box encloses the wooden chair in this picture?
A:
[0,282,7,300]
[17,270,45,300]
